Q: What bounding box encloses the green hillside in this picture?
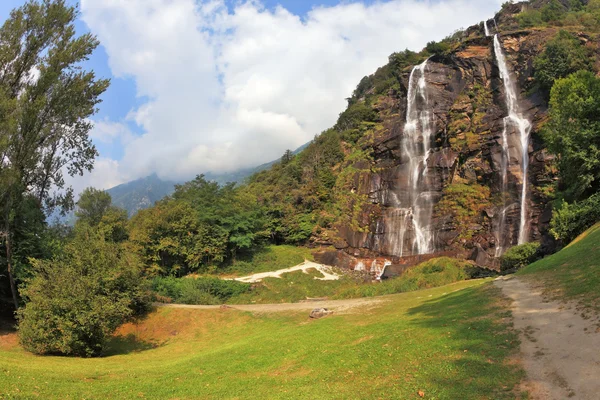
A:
[519,223,600,312]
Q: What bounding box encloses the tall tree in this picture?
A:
[76,187,112,227]
[543,70,600,201]
[0,1,109,309]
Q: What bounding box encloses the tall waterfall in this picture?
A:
[396,60,435,256]
[492,34,532,251]
[484,21,491,37]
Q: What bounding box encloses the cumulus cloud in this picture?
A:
[79,0,503,185]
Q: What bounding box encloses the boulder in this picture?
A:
[310,308,333,319]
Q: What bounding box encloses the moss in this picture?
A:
[435,183,492,240]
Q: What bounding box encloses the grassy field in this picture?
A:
[0,280,523,399]
[519,222,600,312]
[219,245,315,276]
[229,257,471,304]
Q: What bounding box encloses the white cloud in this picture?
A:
[67,157,124,197]
[89,119,134,145]
[79,0,503,185]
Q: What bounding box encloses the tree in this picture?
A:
[17,228,150,357]
[534,30,592,97]
[0,1,109,309]
[541,0,566,22]
[281,149,293,165]
[543,70,600,201]
[75,187,112,227]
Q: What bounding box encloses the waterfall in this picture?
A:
[396,60,435,256]
[492,34,532,250]
[484,21,491,37]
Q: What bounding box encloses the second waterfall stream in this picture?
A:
[492,33,532,254]
[398,59,435,256]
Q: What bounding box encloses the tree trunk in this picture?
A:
[5,229,19,310]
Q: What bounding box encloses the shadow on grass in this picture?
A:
[103,333,160,356]
[406,284,523,399]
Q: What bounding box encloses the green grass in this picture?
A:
[0,280,523,399]
[519,222,600,312]
[192,257,473,305]
[220,245,315,276]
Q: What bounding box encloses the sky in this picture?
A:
[0,0,504,195]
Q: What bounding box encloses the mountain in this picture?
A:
[107,174,177,217]
[107,142,311,216]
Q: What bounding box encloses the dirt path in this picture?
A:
[495,276,600,400]
[229,260,340,283]
[159,296,385,314]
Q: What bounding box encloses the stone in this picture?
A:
[310,308,333,319]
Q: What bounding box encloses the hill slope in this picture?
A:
[0,280,523,399]
[519,223,600,311]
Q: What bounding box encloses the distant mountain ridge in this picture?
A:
[107,142,310,216]
[107,174,177,217]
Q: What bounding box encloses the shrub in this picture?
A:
[500,242,541,272]
[533,30,592,97]
[151,276,250,305]
[17,230,151,357]
[550,193,600,243]
[517,10,544,27]
[335,257,470,299]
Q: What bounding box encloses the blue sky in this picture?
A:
[0,0,381,161]
[0,0,503,193]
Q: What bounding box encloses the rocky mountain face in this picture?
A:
[317,5,593,272]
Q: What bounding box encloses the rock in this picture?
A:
[310,308,333,319]
[332,20,558,269]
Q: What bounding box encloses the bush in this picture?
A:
[550,193,600,243]
[533,30,592,97]
[500,243,541,272]
[151,276,251,305]
[17,230,151,357]
[335,257,470,299]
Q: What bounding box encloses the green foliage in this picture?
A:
[543,70,600,201]
[549,193,600,243]
[0,0,109,309]
[17,228,151,357]
[541,0,567,22]
[335,258,471,299]
[517,9,544,27]
[222,245,314,275]
[128,176,268,276]
[228,257,471,305]
[151,276,250,305]
[435,183,491,240]
[76,188,113,226]
[533,30,593,97]
[499,242,541,272]
[335,102,378,135]
[425,40,451,56]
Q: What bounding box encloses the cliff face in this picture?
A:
[326,21,582,271]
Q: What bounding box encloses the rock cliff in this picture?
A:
[321,4,591,272]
